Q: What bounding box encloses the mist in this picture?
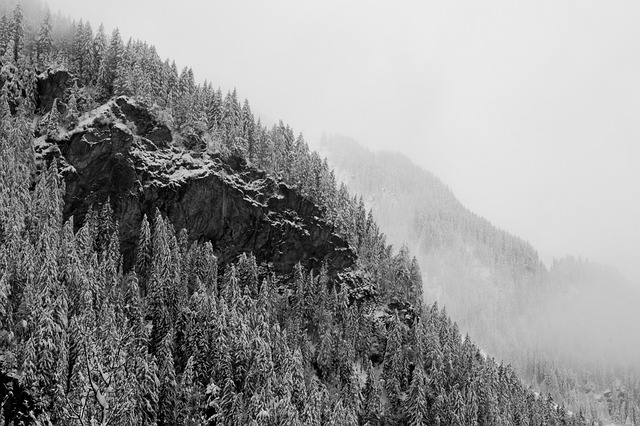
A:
[319,136,640,424]
[41,0,640,281]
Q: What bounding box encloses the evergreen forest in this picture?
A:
[0,0,614,424]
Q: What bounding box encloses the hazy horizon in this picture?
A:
[45,0,640,281]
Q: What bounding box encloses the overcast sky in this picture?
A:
[46,0,640,280]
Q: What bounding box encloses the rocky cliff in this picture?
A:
[35,94,355,275]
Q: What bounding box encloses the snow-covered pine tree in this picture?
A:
[36,7,53,66]
[92,24,107,83]
[46,98,60,138]
[97,28,123,96]
[0,15,9,56]
[10,4,23,64]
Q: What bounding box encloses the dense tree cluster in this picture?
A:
[0,1,600,424]
[0,153,583,424]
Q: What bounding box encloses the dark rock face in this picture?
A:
[35,69,74,112]
[385,299,418,326]
[45,96,355,275]
[0,371,41,424]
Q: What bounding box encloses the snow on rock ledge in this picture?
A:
[40,96,355,275]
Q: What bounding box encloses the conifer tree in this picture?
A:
[135,214,152,296]
[82,22,95,81]
[65,93,79,127]
[1,36,15,64]
[92,24,107,83]
[176,356,203,425]
[70,20,85,76]
[132,349,159,426]
[0,15,9,56]
[0,89,10,124]
[46,98,60,138]
[36,7,53,66]
[97,28,123,96]
[157,332,178,426]
[11,4,24,64]
[241,99,255,158]
[406,362,429,425]
[362,360,383,425]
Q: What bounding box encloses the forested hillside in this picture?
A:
[321,135,640,425]
[0,0,597,424]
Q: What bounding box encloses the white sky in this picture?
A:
[46,0,640,280]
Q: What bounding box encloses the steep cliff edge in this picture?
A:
[36,95,355,275]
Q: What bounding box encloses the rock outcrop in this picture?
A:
[1,64,74,113]
[35,68,74,112]
[37,96,355,275]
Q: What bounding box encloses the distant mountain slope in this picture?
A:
[320,136,547,354]
[320,135,541,272]
[321,134,640,424]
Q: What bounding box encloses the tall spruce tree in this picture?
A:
[97,28,123,96]
[0,15,9,56]
[11,4,24,64]
[36,7,53,66]
[92,24,107,83]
